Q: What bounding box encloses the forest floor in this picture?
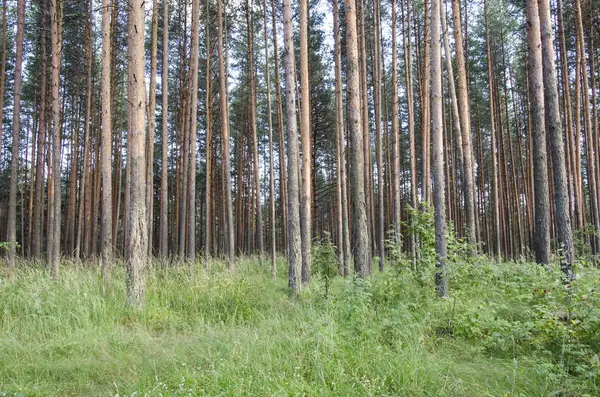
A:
[0,256,599,396]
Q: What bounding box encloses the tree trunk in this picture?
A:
[6,0,25,267]
[187,0,200,266]
[126,0,148,306]
[262,0,276,277]
[373,0,384,271]
[160,0,169,257]
[282,0,302,293]
[526,0,550,265]
[32,0,48,259]
[333,0,350,276]
[345,0,370,277]
[299,0,312,283]
[431,0,448,297]
[146,0,159,255]
[538,0,573,276]
[451,0,476,247]
[484,0,501,258]
[217,0,235,266]
[49,0,63,276]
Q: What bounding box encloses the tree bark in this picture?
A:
[160,0,169,257]
[262,0,276,277]
[126,0,148,306]
[451,0,477,247]
[217,0,235,266]
[282,0,302,293]
[32,0,48,259]
[49,0,63,277]
[538,0,573,276]
[6,0,25,267]
[187,0,200,266]
[431,0,448,297]
[345,0,370,276]
[299,0,312,283]
[526,0,550,265]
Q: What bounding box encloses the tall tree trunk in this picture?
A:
[100,0,113,277]
[246,0,264,262]
[126,0,148,306]
[0,0,5,168]
[333,0,350,276]
[421,0,431,203]
[75,0,93,260]
[160,0,169,257]
[32,0,48,259]
[299,0,312,283]
[282,0,302,293]
[6,0,25,267]
[49,0,63,276]
[538,0,573,276]
[391,0,401,239]
[204,0,212,262]
[431,0,448,297]
[262,0,276,277]
[187,0,200,266]
[345,0,370,276]
[217,0,235,266]
[451,0,476,246]
[402,0,418,263]
[576,0,600,253]
[526,0,550,264]
[146,0,159,255]
[270,0,286,254]
[484,0,500,258]
[374,0,384,271]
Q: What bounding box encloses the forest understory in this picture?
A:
[0,253,599,396]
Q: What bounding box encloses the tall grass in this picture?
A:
[0,257,598,396]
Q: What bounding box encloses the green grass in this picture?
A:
[0,257,599,396]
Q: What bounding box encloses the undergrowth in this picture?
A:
[0,253,598,396]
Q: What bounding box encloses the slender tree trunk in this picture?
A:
[0,0,5,168]
[451,0,476,247]
[146,0,159,255]
[402,0,418,263]
[345,0,370,276]
[431,0,448,297]
[49,0,63,276]
[32,0,48,259]
[6,0,25,267]
[391,0,401,239]
[538,0,573,276]
[282,0,302,293]
[374,0,384,271]
[246,0,264,262]
[100,0,113,277]
[299,0,312,283]
[75,0,93,260]
[575,0,600,253]
[333,0,350,276]
[160,0,169,257]
[526,0,550,264]
[262,0,276,277]
[484,0,500,258]
[187,0,200,266]
[126,0,148,306]
[218,0,235,266]
[422,0,431,203]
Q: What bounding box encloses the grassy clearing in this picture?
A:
[0,257,598,396]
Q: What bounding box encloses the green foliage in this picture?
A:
[311,232,338,297]
[0,259,598,396]
[0,241,20,254]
